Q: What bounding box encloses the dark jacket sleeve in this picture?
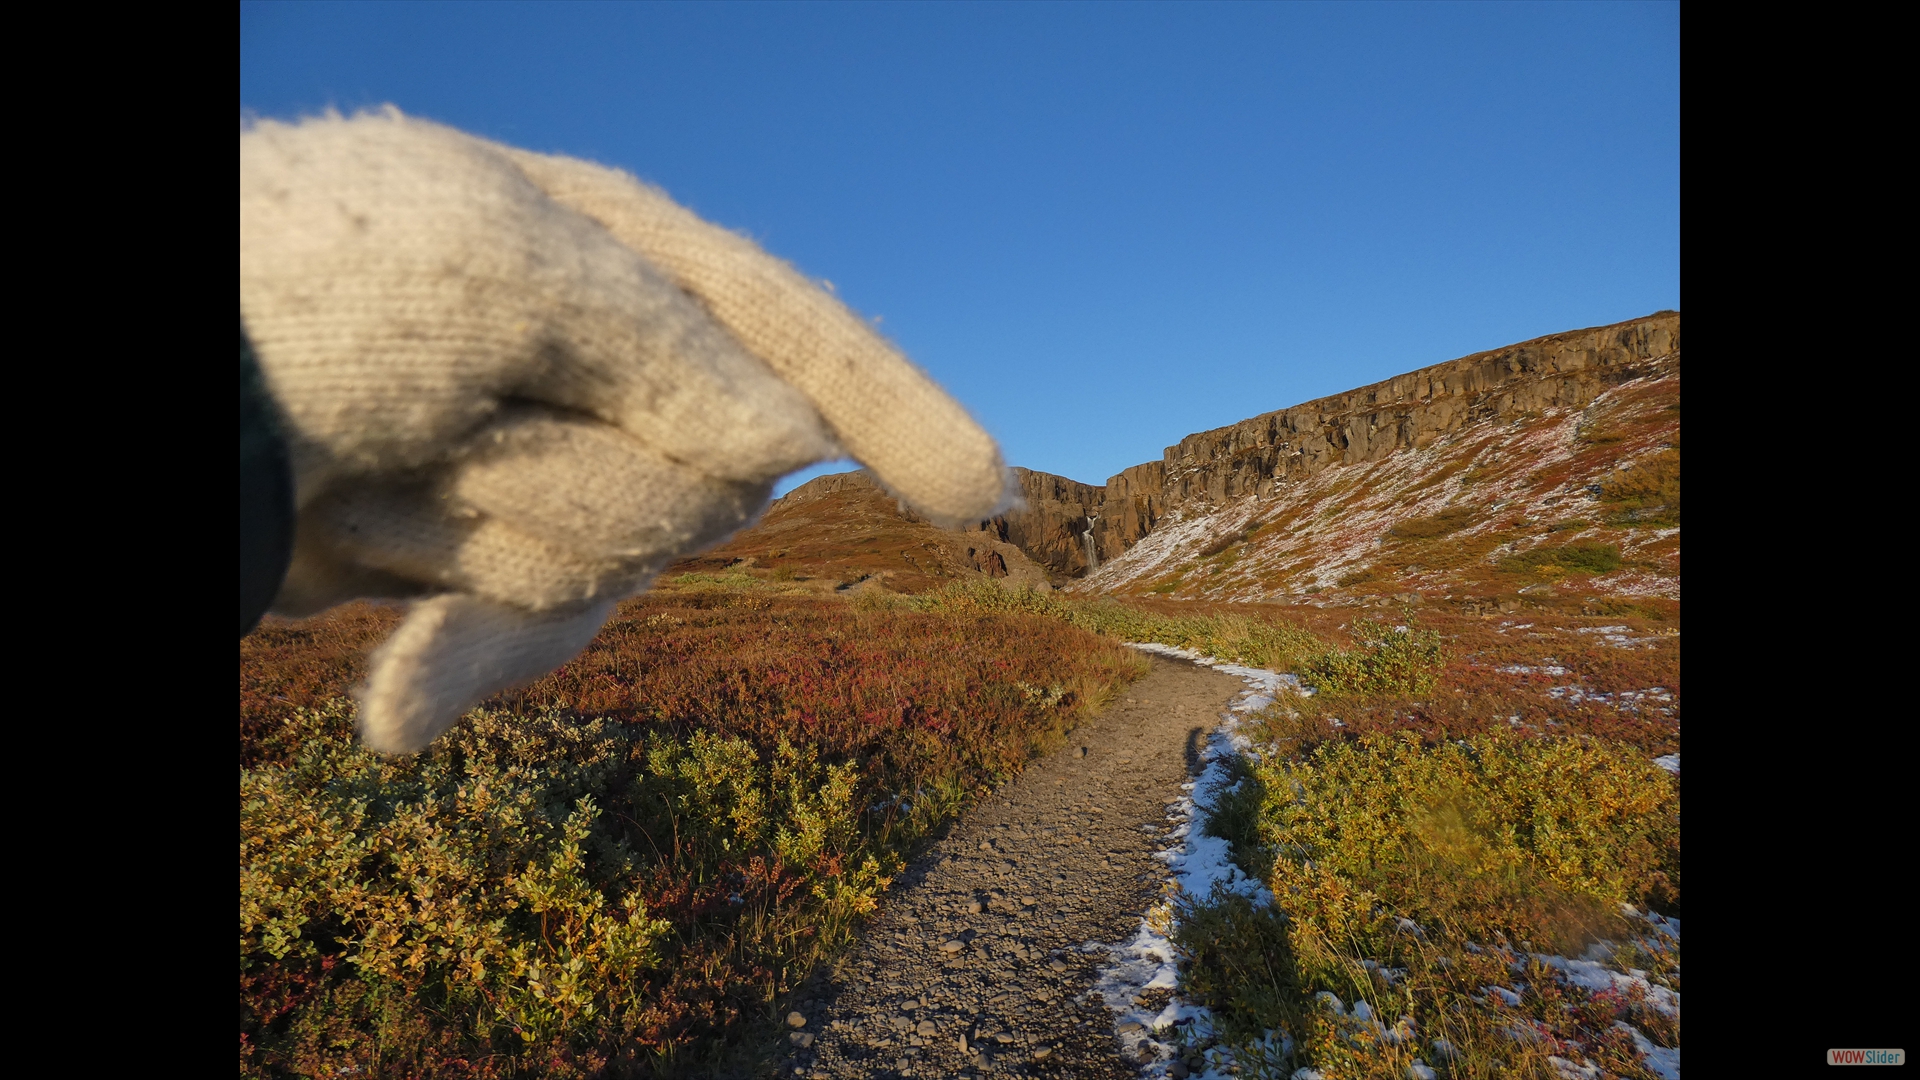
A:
[241,324,296,636]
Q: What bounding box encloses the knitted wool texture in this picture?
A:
[240,109,1012,753]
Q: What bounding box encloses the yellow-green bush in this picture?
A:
[1175,732,1680,1078]
[1600,449,1679,519]
[1301,619,1444,697]
[1498,542,1623,578]
[1260,734,1679,939]
[240,704,899,1076]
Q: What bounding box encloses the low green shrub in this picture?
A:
[1388,507,1477,540]
[1260,733,1679,931]
[1499,542,1622,578]
[1600,449,1680,521]
[1302,619,1444,697]
[1170,892,1308,1045]
[1198,755,1270,876]
[241,704,898,1078]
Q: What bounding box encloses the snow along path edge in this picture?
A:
[1087,643,1681,1080]
[1083,643,1298,1079]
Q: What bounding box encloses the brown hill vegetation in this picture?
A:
[665,470,1053,594]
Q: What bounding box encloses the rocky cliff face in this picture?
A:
[981,312,1679,578]
[1071,355,1680,607]
[957,468,1107,580]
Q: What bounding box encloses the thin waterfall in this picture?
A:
[1082,516,1099,574]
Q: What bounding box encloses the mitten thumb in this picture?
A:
[355,595,614,753]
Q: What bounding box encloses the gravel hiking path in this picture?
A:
[776,653,1245,1079]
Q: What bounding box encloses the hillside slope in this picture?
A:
[967,312,1683,613]
[977,312,1677,586]
[1072,358,1678,612]
[665,470,1054,593]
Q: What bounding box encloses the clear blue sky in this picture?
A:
[240,1,1679,494]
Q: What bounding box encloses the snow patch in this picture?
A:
[1544,685,1674,715]
[1617,1022,1681,1079]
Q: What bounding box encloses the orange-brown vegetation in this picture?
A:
[665,472,1049,595]
[240,587,1144,1078]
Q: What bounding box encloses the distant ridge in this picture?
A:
[969,311,1679,579]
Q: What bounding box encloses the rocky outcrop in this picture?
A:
[1100,461,1170,560]
[980,312,1680,577]
[958,468,1105,579]
[1150,312,1679,503]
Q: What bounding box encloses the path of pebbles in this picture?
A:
[777,654,1244,1079]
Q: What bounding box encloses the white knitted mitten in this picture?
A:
[241,109,1012,753]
